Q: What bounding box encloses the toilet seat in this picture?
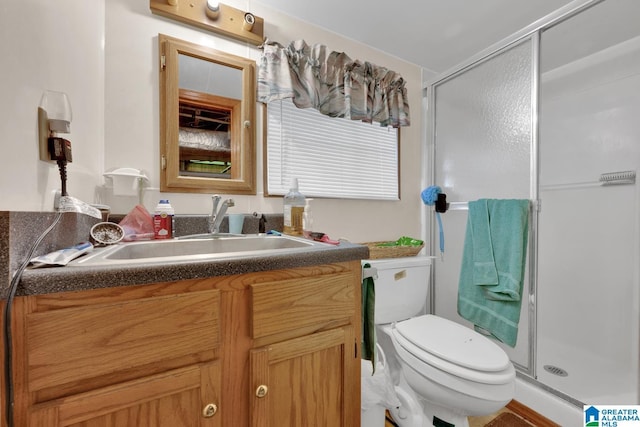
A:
[391,315,514,385]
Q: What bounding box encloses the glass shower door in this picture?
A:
[431,37,535,372]
[428,0,640,410]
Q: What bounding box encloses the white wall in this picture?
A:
[0,0,425,244]
[0,0,105,211]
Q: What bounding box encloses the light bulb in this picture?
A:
[206,0,220,19]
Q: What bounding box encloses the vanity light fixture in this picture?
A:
[150,0,264,45]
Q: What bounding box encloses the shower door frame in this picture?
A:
[424,0,604,405]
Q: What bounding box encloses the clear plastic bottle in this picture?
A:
[302,198,313,238]
[153,199,175,239]
[283,178,305,236]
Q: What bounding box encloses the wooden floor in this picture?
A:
[383,409,526,427]
[384,400,559,427]
[467,407,533,427]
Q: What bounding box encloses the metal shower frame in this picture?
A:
[423,0,605,407]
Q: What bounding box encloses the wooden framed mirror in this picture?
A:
[159,34,256,194]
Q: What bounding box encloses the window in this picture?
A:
[265,99,399,200]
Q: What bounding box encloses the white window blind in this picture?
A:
[265,99,399,200]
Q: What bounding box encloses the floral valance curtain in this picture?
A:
[257,40,410,128]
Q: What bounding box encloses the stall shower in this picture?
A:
[425,0,640,413]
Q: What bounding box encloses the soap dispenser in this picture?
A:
[283,178,305,236]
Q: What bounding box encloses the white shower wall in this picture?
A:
[537,33,640,404]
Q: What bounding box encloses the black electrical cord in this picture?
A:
[57,160,68,197]
[3,211,63,427]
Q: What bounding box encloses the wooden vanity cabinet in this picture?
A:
[8,260,361,427]
[249,267,361,427]
[12,285,222,427]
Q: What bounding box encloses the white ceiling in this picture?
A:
[254,0,577,73]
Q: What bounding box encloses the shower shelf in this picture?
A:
[541,170,636,191]
[437,172,636,210]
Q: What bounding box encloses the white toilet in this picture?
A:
[362,256,515,427]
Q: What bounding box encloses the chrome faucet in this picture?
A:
[208,195,235,234]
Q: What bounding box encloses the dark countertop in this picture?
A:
[18,241,369,296]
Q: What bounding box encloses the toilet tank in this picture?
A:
[362,256,432,324]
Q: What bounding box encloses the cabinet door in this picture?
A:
[28,362,221,427]
[249,326,359,427]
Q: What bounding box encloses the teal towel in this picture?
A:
[361,264,376,370]
[470,199,499,287]
[457,199,529,347]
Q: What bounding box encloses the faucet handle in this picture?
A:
[211,195,221,212]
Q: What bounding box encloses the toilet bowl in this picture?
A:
[362,257,515,427]
[387,315,515,425]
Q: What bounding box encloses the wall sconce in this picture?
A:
[38,90,72,163]
[150,0,264,45]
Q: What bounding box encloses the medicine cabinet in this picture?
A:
[159,34,256,194]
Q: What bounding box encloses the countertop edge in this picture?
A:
[18,243,369,296]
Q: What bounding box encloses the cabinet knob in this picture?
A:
[255,384,268,398]
[202,403,218,418]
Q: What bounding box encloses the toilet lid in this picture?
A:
[394,315,511,373]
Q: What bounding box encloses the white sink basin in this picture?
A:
[70,234,324,266]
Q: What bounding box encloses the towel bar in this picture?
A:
[443,200,538,211]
